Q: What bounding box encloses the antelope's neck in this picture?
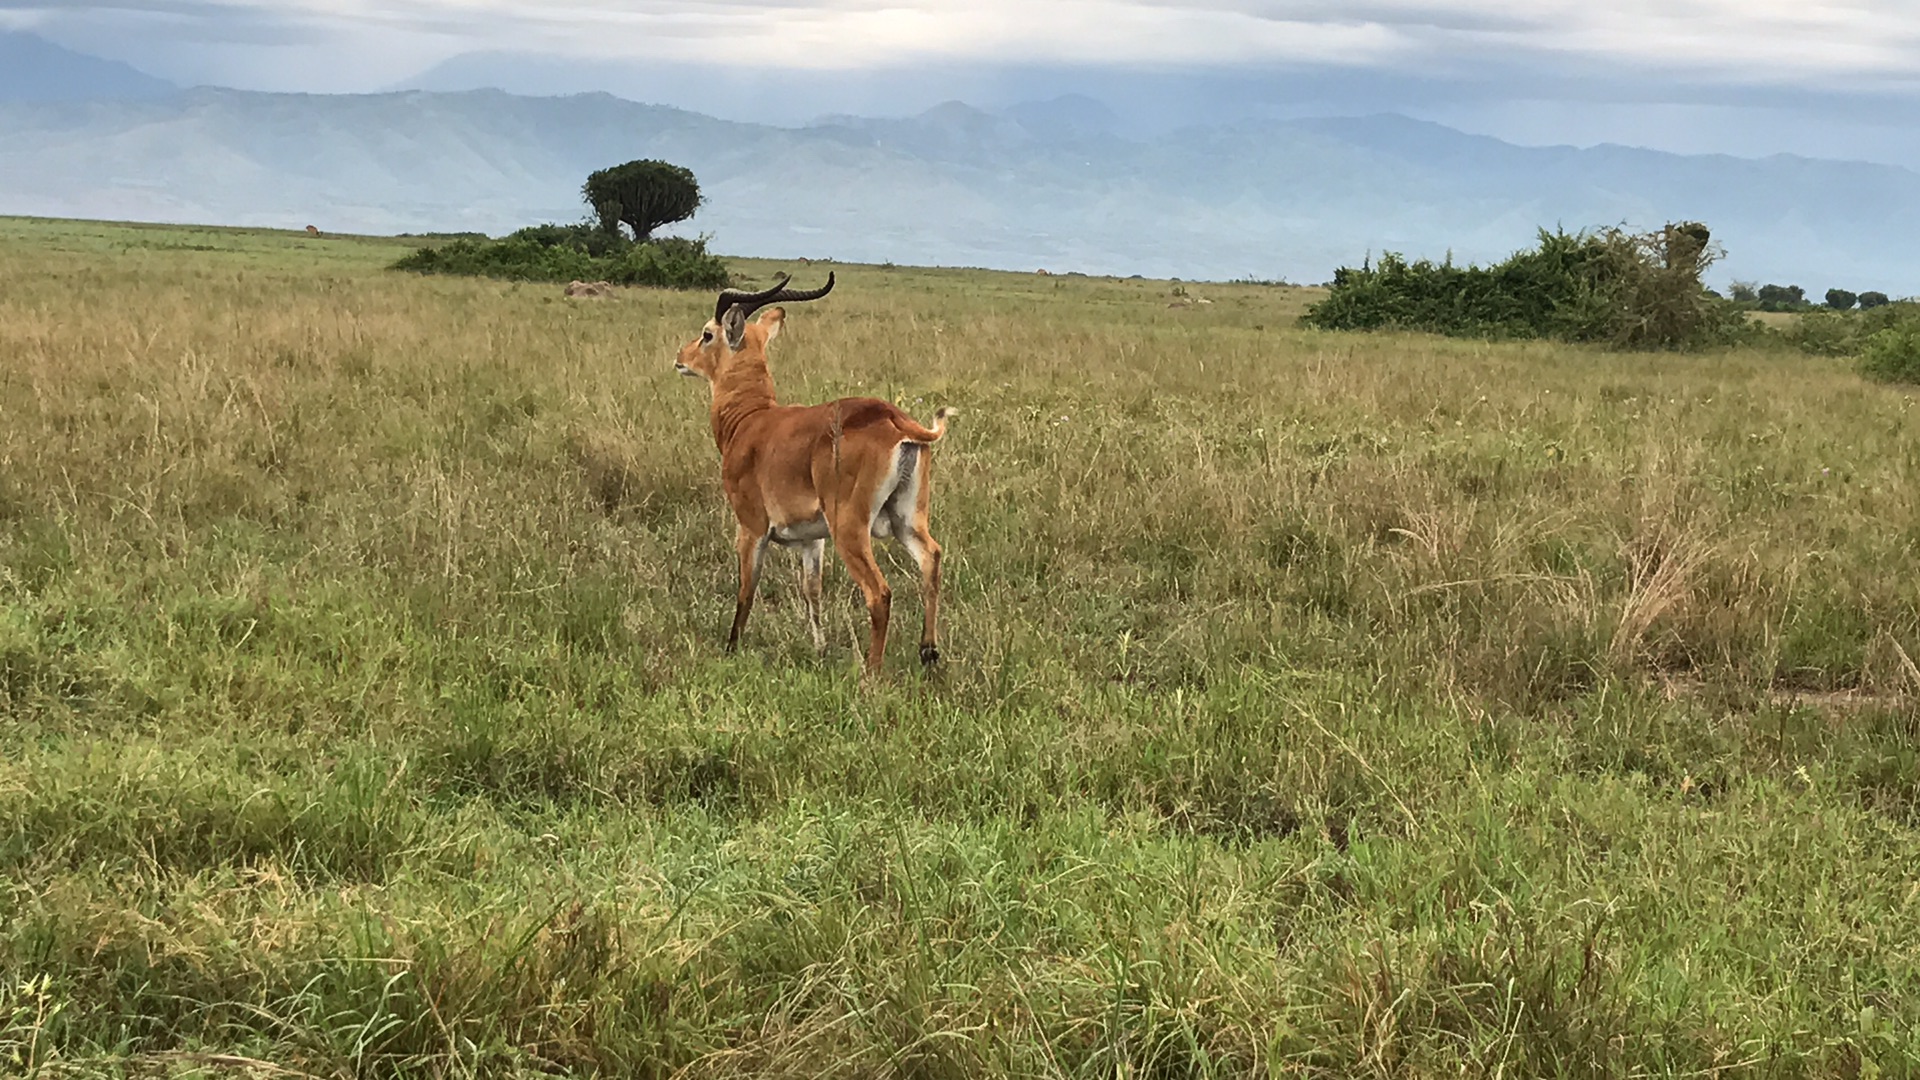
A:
[710,356,779,455]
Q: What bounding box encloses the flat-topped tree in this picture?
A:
[583,159,702,243]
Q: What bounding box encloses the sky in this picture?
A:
[7,1,1920,163]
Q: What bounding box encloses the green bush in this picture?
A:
[1860,324,1920,384]
[1786,300,1920,360]
[393,238,595,282]
[392,233,731,290]
[1825,288,1859,311]
[1788,310,1859,356]
[1303,222,1739,351]
[605,236,734,289]
[508,222,627,258]
[1860,291,1893,310]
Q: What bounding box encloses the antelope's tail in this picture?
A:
[901,406,958,444]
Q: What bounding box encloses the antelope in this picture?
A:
[674,273,955,674]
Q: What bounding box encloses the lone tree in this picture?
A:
[1860,291,1892,310]
[583,159,703,243]
[1826,288,1859,311]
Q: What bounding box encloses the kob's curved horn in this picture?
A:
[714,273,791,323]
[713,272,834,322]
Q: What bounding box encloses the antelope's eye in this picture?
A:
[701,329,714,344]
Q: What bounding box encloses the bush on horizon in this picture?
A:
[1302,222,1743,351]
[392,232,731,290]
[1786,300,1920,366]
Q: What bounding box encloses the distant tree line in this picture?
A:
[1725,281,1891,312]
[1688,279,1917,384]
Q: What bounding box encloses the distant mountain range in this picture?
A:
[0,31,176,103]
[0,31,1914,292]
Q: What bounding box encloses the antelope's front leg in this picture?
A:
[727,524,770,652]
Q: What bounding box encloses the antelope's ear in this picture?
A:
[757,306,786,343]
[722,304,748,351]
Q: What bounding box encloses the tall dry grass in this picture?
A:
[2,217,1918,1076]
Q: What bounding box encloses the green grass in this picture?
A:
[1,214,1918,1077]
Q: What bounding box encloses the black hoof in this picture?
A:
[919,644,941,666]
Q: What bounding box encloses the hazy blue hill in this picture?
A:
[813,101,1038,163]
[0,32,175,103]
[0,85,1913,291]
[1002,94,1126,141]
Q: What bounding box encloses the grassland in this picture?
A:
[2,214,1918,1077]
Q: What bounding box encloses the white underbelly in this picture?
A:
[770,444,919,546]
[770,511,895,543]
[771,516,831,544]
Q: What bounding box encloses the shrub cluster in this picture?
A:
[507,222,630,258]
[1788,301,1920,383]
[1302,223,1739,351]
[1860,323,1920,384]
[392,229,731,290]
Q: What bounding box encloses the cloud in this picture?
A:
[10,0,1920,164]
[14,0,1920,88]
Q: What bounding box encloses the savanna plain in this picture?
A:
[2,216,1919,1078]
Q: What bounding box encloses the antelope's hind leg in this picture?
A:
[834,532,891,676]
[891,454,944,667]
[817,441,896,676]
[827,498,893,676]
